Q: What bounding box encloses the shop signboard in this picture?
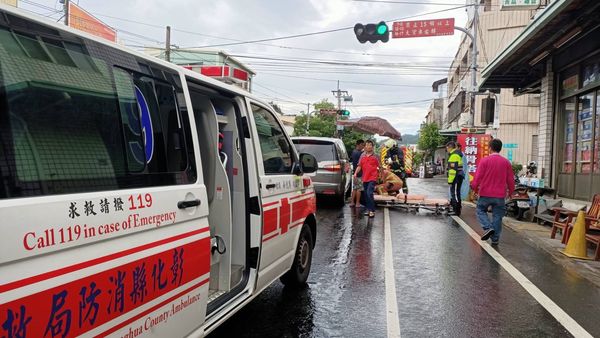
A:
[68,2,117,42]
[500,0,539,10]
[392,18,454,39]
[457,133,492,179]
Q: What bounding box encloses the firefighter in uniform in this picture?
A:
[385,140,409,194]
[446,141,464,216]
[376,168,403,195]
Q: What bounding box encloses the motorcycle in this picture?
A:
[506,176,531,220]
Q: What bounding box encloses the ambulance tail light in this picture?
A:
[303,177,312,188]
[323,164,341,172]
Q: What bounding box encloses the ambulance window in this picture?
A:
[0,28,194,199]
[251,104,293,174]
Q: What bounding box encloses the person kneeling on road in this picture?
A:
[376,168,403,195]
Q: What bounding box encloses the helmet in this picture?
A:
[385,139,396,148]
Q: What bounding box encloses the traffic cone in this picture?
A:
[561,210,591,260]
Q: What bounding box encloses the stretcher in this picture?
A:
[374,194,450,215]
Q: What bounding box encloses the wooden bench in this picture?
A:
[585,232,600,261]
[551,194,600,244]
[534,199,563,225]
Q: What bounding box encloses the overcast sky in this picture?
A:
[20,0,469,135]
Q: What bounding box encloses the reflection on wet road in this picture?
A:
[209,178,591,337]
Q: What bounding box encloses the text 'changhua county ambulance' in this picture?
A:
[0,5,318,337]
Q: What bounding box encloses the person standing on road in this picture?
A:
[385,140,408,194]
[354,140,379,218]
[350,139,365,208]
[470,138,515,245]
[446,141,464,216]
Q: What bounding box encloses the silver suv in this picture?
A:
[292,137,351,205]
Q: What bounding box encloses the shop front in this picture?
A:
[556,61,600,199]
[480,0,600,201]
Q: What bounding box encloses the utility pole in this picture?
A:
[305,102,311,135]
[469,0,479,127]
[452,0,479,127]
[332,80,349,138]
[63,0,69,26]
[165,26,171,62]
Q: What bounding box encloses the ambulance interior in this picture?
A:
[187,81,248,307]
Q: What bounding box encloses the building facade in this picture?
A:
[445,0,544,167]
[482,0,600,201]
[145,48,255,91]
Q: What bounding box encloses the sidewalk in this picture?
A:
[460,203,600,288]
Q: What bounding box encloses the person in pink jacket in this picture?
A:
[470,138,515,245]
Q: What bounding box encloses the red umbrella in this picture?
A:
[337,116,402,140]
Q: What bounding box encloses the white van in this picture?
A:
[0,5,318,337]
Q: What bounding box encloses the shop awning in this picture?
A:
[480,0,600,93]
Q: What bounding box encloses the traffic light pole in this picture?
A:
[453,1,479,127]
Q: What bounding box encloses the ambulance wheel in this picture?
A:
[281,224,313,287]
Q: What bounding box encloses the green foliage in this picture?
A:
[413,152,424,168]
[417,123,446,161]
[313,99,335,111]
[292,98,369,152]
[341,129,369,154]
[292,113,336,137]
[511,162,523,176]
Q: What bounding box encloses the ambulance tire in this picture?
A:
[280,224,313,287]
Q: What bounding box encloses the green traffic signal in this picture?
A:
[354,21,389,43]
[338,109,350,116]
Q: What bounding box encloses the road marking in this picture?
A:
[384,208,401,338]
[452,216,593,338]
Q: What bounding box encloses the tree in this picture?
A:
[292,99,369,152]
[417,123,446,177]
[313,99,335,111]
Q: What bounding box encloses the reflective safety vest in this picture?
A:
[447,149,464,184]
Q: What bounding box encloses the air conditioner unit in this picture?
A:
[481,97,495,124]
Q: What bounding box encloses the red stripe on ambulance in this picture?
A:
[0,228,209,293]
[0,238,210,338]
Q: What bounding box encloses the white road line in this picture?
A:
[384,208,401,338]
[452,216,593,338]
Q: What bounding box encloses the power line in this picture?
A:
[258,72,433,87]
[182,4,470,49]
[350,99,433,106]
[353,0,467,5]
[33,2,458,61]
[253,83,306,105]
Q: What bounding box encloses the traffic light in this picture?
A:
[354,21,389,43]
[338,109,350,116]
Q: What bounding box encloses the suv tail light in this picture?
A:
[323,164,341,172]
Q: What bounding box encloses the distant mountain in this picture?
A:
[400,134,418,145]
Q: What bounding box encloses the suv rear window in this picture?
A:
[293,140,338,162]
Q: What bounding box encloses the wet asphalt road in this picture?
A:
[209,177,596,337]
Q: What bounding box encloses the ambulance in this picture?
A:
[0,4,318,337]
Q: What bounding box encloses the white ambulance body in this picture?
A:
[0,5,318,337]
